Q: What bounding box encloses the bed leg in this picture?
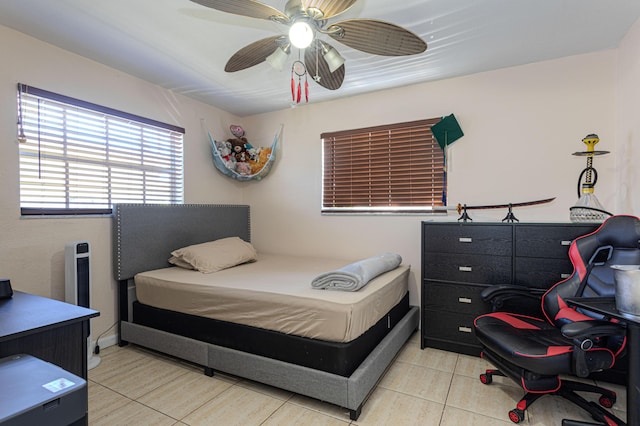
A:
[204,367,214,377]
[349,405,362,421]
[118,279,129,347]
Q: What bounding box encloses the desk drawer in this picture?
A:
[423,224,512,256]
[424,252,512,283]
[424,281,491,315]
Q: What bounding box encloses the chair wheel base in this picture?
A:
[508,408,525,423]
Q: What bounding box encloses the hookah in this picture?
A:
[569,134,612,222]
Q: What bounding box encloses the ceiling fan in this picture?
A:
[190,0,427,94]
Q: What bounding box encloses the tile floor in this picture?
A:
[88,332,627,425]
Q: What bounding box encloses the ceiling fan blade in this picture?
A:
[225,36,284,72]
[190,0,288,21]
[302,0,358,19]
[304,41,345,90]
[328,19,427,56]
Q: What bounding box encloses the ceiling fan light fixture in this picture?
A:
[289,21,314,49]
[266,44,290,71]
[323,46,345,73]
[197,0,427,94]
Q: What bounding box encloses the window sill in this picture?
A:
[321,210,448,216]
[20,214,112,219]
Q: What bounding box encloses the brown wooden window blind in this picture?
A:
[321,118,445,213]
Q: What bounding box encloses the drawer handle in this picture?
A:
[561,240,572,246]
[458,326,472,333]
[459,266,473,272]
[458,297,472,304]
[561,273,571,279]
[459,237,473,243]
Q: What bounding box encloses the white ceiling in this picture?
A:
[1,0,639,117]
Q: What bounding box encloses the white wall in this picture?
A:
[242,50,619,305]
[0,25,241,340]
[616,16,640,215]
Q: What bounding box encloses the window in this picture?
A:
[321,118,445,213]
[17,83,184,215]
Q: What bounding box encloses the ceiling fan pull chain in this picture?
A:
[315,43,320,82]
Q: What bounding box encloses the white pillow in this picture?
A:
[170,237,257,273]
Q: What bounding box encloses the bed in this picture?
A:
[112,204,419,420]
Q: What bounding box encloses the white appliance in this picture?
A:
[65,241,101,370]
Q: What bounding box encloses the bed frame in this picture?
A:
[112,204,419,420]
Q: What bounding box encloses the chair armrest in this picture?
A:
[480,285,545,302]
[561,320,626,340]
[562,320,627,377]
[480,285,546,312]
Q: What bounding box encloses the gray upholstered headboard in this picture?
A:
[112,204,251,281]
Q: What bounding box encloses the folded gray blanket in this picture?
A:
[311,253,402,291]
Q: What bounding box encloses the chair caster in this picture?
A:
[598,393,616,409]
[479,373,492,384]
[480,369,502,385]
[508,408,525,423]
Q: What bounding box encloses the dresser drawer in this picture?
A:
[424,281,491,315]
[423,224,512,256]
[515,257,574,288]
[424,252,512,283]
[423,310,479,347]
[515,225,597,259]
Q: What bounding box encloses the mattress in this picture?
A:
[131,292,410,377]
[134,253,410,343]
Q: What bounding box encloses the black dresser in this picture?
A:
[420,222,598,356]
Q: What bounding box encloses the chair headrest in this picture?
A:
[591,215,640,248]
[569,215,640,278]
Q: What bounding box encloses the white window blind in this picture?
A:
[17,84,184,215]
[321,118,445,213]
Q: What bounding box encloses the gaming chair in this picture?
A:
[474,215,640,425]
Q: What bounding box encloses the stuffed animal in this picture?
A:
[249,147,272,175]
[228,138,249,162]
[230,124,245,139]
[246,147,259,162]
[215,140,235,168]
[235,161,252,175]
[223,126,272,177]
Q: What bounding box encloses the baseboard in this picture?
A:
[94,333,118,351]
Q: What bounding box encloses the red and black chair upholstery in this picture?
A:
[474,215,640,425]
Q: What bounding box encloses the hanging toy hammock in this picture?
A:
[209,125,282,182]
